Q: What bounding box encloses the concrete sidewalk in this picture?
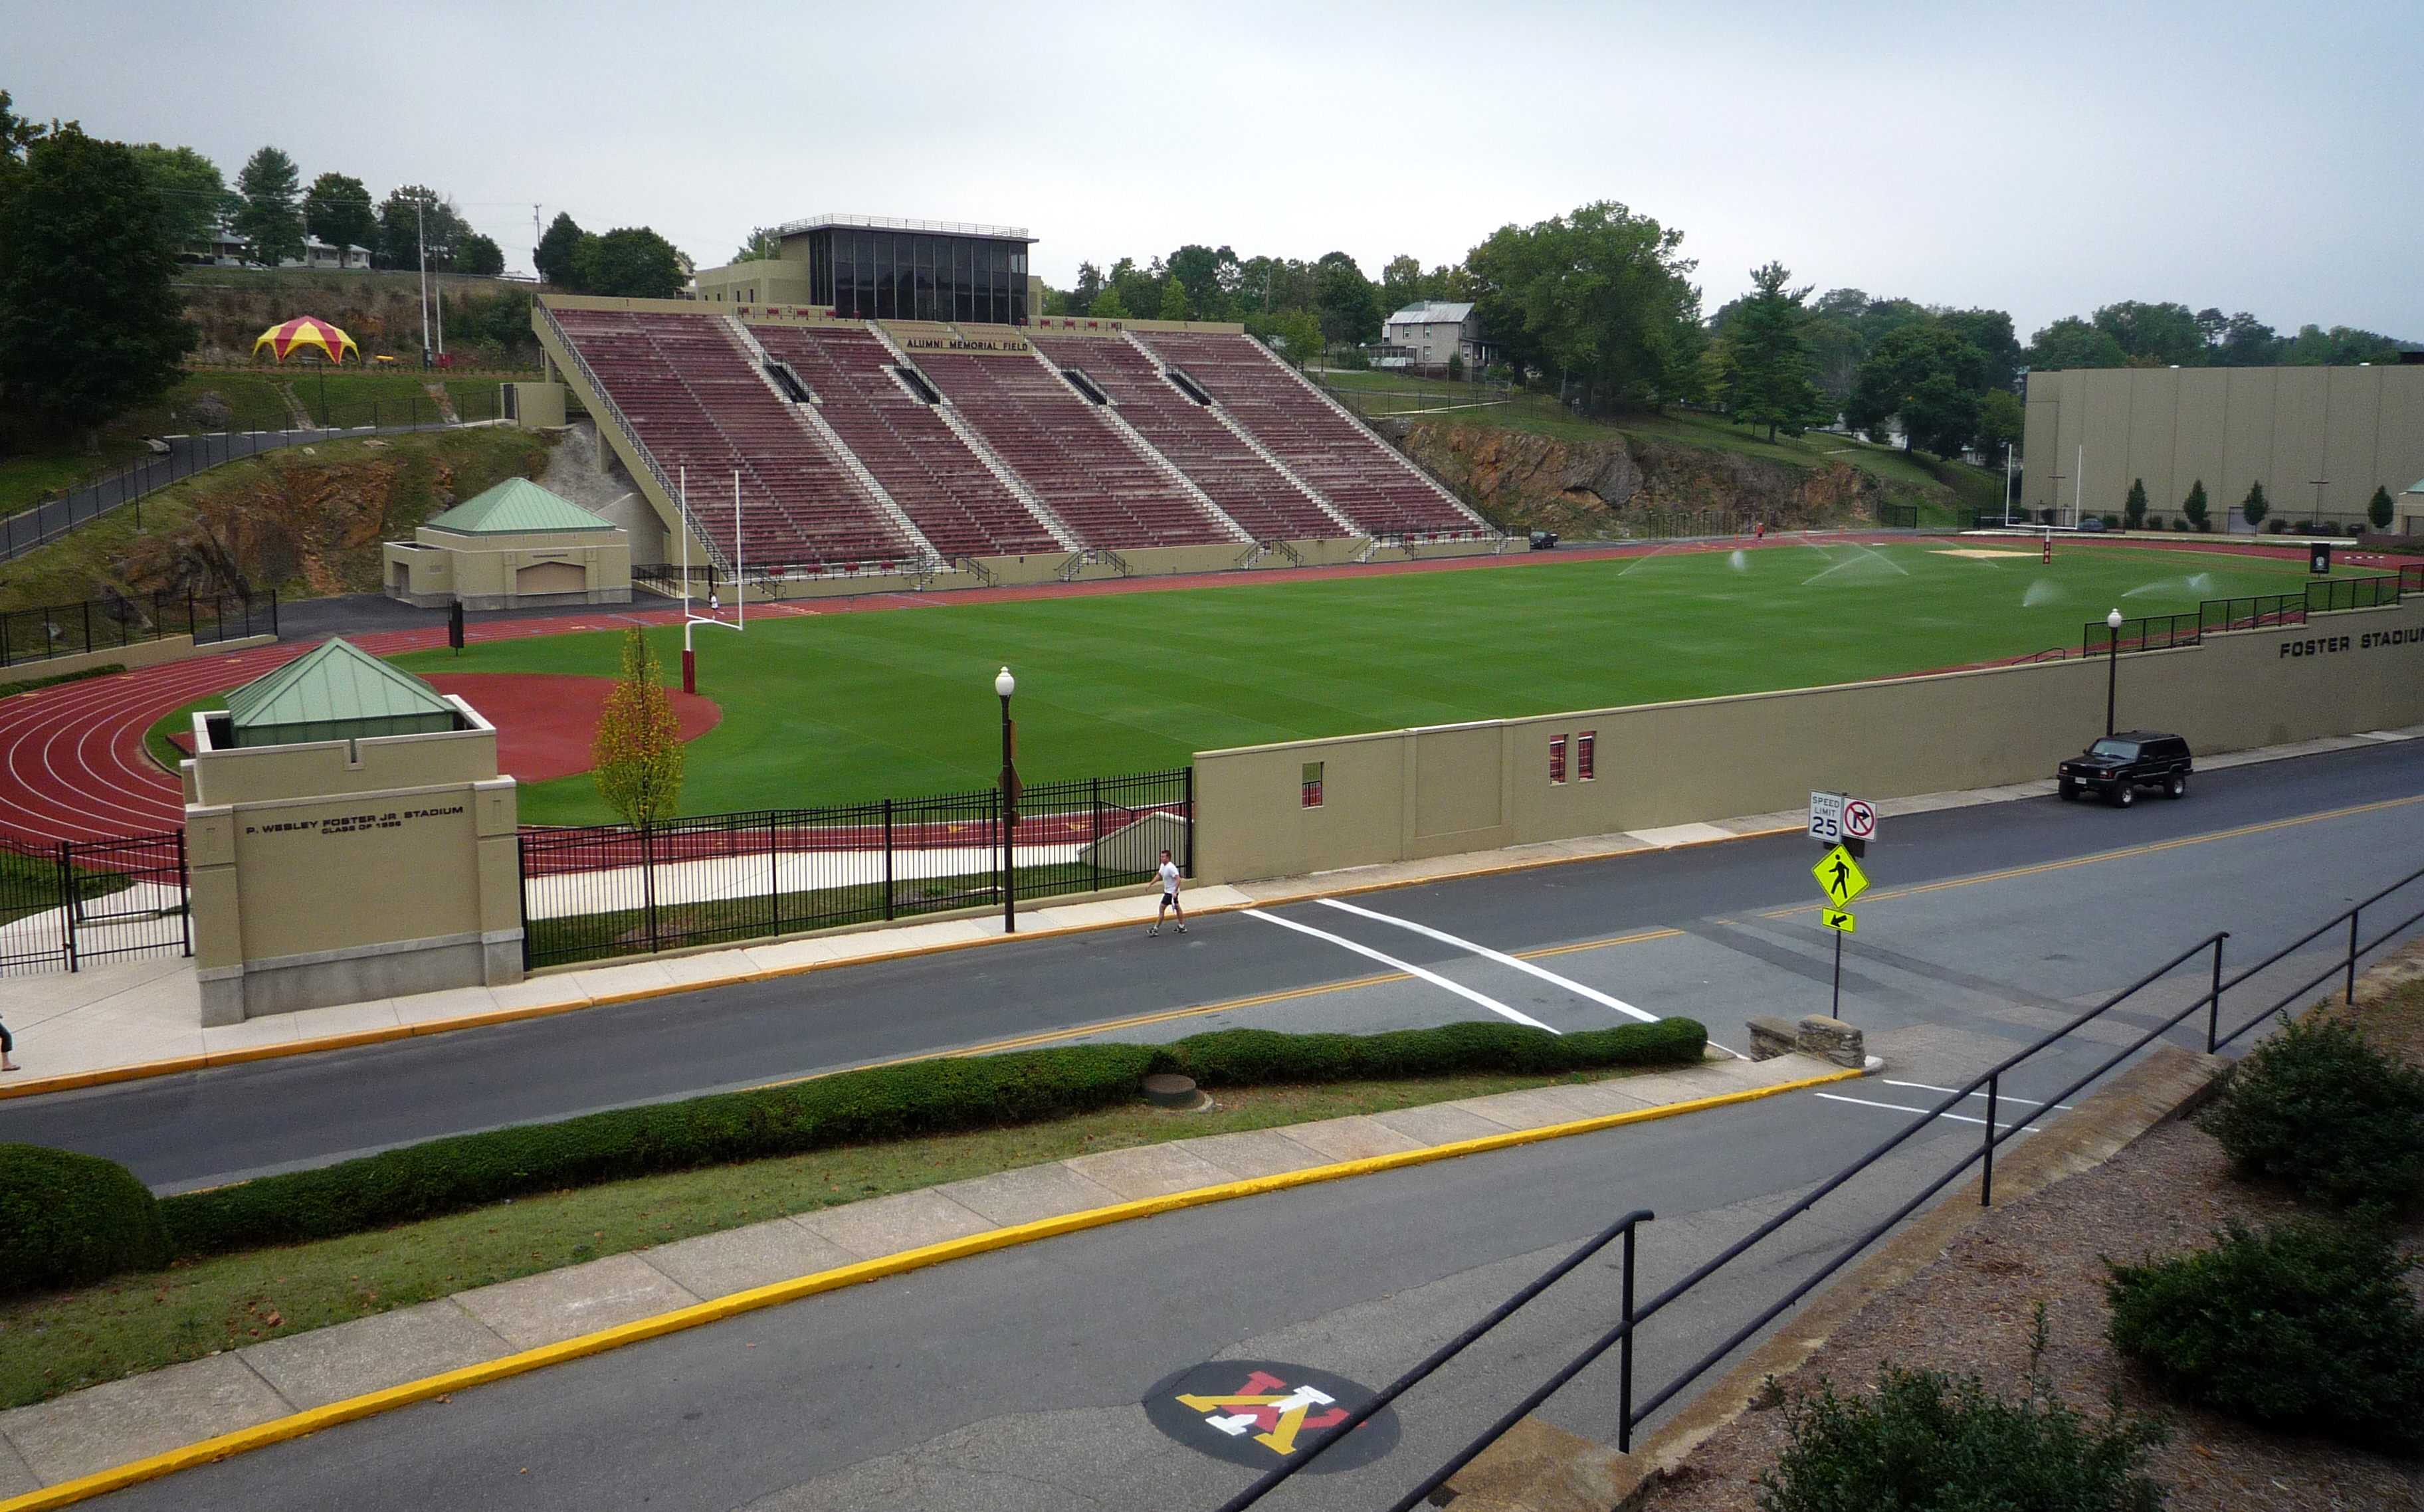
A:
[0,1051,1856,1504]
[5,724,2415,1100]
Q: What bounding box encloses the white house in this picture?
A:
[281,236,375,271]
[1378,300,1488,374]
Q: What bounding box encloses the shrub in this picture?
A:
[2197,1013,2424,1208]
[1758,1317,2166,1512]
[2106,1216,2424,1454]
[2122,478,2147,529]
[157,1018,1707,1259]
[2370,485,2395,532]
[2240,480,2269,529]
[0,1145,170,1295]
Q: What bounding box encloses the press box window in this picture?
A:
[1577,731,1595,781]
[1549,735,1567,785]
[1301,761,1324,808]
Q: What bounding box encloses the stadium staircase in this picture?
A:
[864,323,1083,551]
[748,322,1068,558]
[1131,330,1494,539]
[535,304,730,573]
[1037,331,1351,541]
[1017,341,1254,544]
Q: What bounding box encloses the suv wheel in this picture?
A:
[2112,783,2135,808]
[2058,779,2077,801]
[2166,773,2186,799]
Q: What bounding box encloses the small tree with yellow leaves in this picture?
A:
[592,628,684,922]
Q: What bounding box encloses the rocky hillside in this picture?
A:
[176,269,539,367]
[1381,418,1889,539]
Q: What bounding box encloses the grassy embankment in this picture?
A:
[1318,369,2005,525]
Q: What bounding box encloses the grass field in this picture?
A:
[391,539,2342,826]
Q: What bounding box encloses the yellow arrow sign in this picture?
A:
[1821,907,1857,934]
[1813,844,1868,907]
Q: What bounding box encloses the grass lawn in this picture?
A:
[395,539,2339,824]
[0,1062,1656,1408]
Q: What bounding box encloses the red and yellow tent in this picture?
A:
[252,317,359,364]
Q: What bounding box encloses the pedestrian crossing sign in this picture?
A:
[1821,907,1856,934]
[1813,845,1868,907]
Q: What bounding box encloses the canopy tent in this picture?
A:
[252,316,359,364]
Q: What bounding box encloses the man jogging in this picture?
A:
[1150,848,1186,935]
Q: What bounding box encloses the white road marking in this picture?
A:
[1242,909,1560,1032]
[1314,898,1658,1022]
[1883,1078,2072,1110]
[1813,1091,2039,1133]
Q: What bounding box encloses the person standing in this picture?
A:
[1,1014,17,1072]
[1149,849,1186,935]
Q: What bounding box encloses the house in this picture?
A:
[282,236,375,272]
[183,225,251,266]
[1379,300,1488,375]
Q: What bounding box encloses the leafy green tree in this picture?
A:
[1710,261,1828,440]
[2201,309,2280,366]
[128,144,233,250]
[534,211,587,288]
[1157,276,1190,322]
[1164,244,1232,319]
[1090,280,1129,319]
[1976,388,2025,458]
[575,227,686,298]
[2240,480,2269,529]
[2027,316,2127,370]
[730,228,779,263]
[2183,479,2210,530]
[300,171,376,251]
[0,90,47,162]
[1845,326,1987,457]
[233,145,302,264]
[1067,260,1104,314]
[454,233,504,277]
[1379,252,1425,314]
[1261,308,1322,367]
[2094,300,2207,365]
[1313,252,1380,345]
[1938,308,2021,391]
[1465,201,1702,411]
[2124,478,2148,528]
[2370,485,2396,531]
[0,128,195,436]
[2282,324,2406,366]
[375,185,468,271]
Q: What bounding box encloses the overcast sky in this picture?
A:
[6,0,2417,339]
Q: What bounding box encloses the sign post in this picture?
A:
[1811,842,1869,1020]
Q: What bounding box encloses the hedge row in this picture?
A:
[148,1016,1704,1263]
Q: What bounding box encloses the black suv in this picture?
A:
[2057,731,2193,806]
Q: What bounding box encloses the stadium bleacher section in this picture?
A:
[544,302,1492,575]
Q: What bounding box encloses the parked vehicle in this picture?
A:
[2057,731,2193,806]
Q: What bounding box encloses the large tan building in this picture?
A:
[693,212,1045,322]
[2021,363,2424,531]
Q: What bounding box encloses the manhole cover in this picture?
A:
[1144,1359,1399,1473]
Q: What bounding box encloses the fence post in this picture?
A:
[1617,1218,1638,1452]
[175,827,191,959]
[643,823,659,954]
[767,810,780,937]
[1980,1074,1999,1206]
[883,799,894,921]
[2207,934,2227,1052]
[1183,766,1195,877]
[517,833,533,973]
[2348,908,2362,1003]
[57,840,78,973]
[1090,777,1100,894]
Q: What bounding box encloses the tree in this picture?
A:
[2124,478,2148,529]
[301,171,376,252]
[2241,480,2269,529]
[233,145,302,264]
[1937,309,2021,392]
[0,90,47,163]
[592,628,684,829]
[1313,252,1380,346]
[1090,280,1129,320]
[1976,389,2025,458]
[0,128,195,436]
[2027,316,2126,371]
[730,228,779,263]
[454,232,504,276]
[1165,244,1231,318]
[1157,276,1190,322]
[1710,261,1828,441]
[2203,310,2280,366]
[2183,480,2210,531]
[1379,252,1425,314]
[2094,300,2207,366]
[1261,309,1322,367]
[128,144,233,251]
[534,211,587,288]
[575,227,686,298]
[376,185,468,271]
[1465,201,1702,411]
[2369,486,2396,531]
[1068,260,1104,314]
[1845,326,1987,457]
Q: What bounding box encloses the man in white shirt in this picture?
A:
[1149,849,1186,935]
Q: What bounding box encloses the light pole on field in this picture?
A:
[2105,607,2125,736]
[996,666,1019,935]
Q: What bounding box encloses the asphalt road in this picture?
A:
[9,739,2422,1193]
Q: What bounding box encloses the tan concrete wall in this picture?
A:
[696,260,811,309]
[0,633,277,688]
[1193,597,2424,884]
[184,701,522,1023]
[2022,365,2424,525]
[503,381,566,428]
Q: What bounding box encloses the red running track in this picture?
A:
[0,532,2336,844]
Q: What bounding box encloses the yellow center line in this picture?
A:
[745,930,1690,1089]
[1762,793,2424,919]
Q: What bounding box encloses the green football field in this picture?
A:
[390,540,2344,825]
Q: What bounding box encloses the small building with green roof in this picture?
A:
[383,476,629,611]
[210,636,466,749]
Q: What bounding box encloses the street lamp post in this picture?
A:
[2105,608,2125,737]
[996,666,1018,935]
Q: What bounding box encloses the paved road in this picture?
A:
[9,738,2421,1192]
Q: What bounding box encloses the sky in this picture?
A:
[5,0,2418,341]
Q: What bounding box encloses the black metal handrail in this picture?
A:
[1229,866,2424,1506]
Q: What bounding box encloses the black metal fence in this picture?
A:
[1219,866,2424,1510]
[518,767,1193,970]
[0,829,191,975]
[2086,567,2417,656]
[0,591,278,668]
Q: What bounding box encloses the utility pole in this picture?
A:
[415,198,431,367]
[532,205,543,280]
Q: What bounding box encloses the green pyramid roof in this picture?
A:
[223,637,460,747]
[424,477,614,535]
[2405,476,2424,494]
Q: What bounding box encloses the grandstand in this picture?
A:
[535,287,1494,589]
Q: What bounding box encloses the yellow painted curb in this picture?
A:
[0,1062,1861,1511]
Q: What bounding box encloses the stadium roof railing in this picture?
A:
[769,213,1035,242]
